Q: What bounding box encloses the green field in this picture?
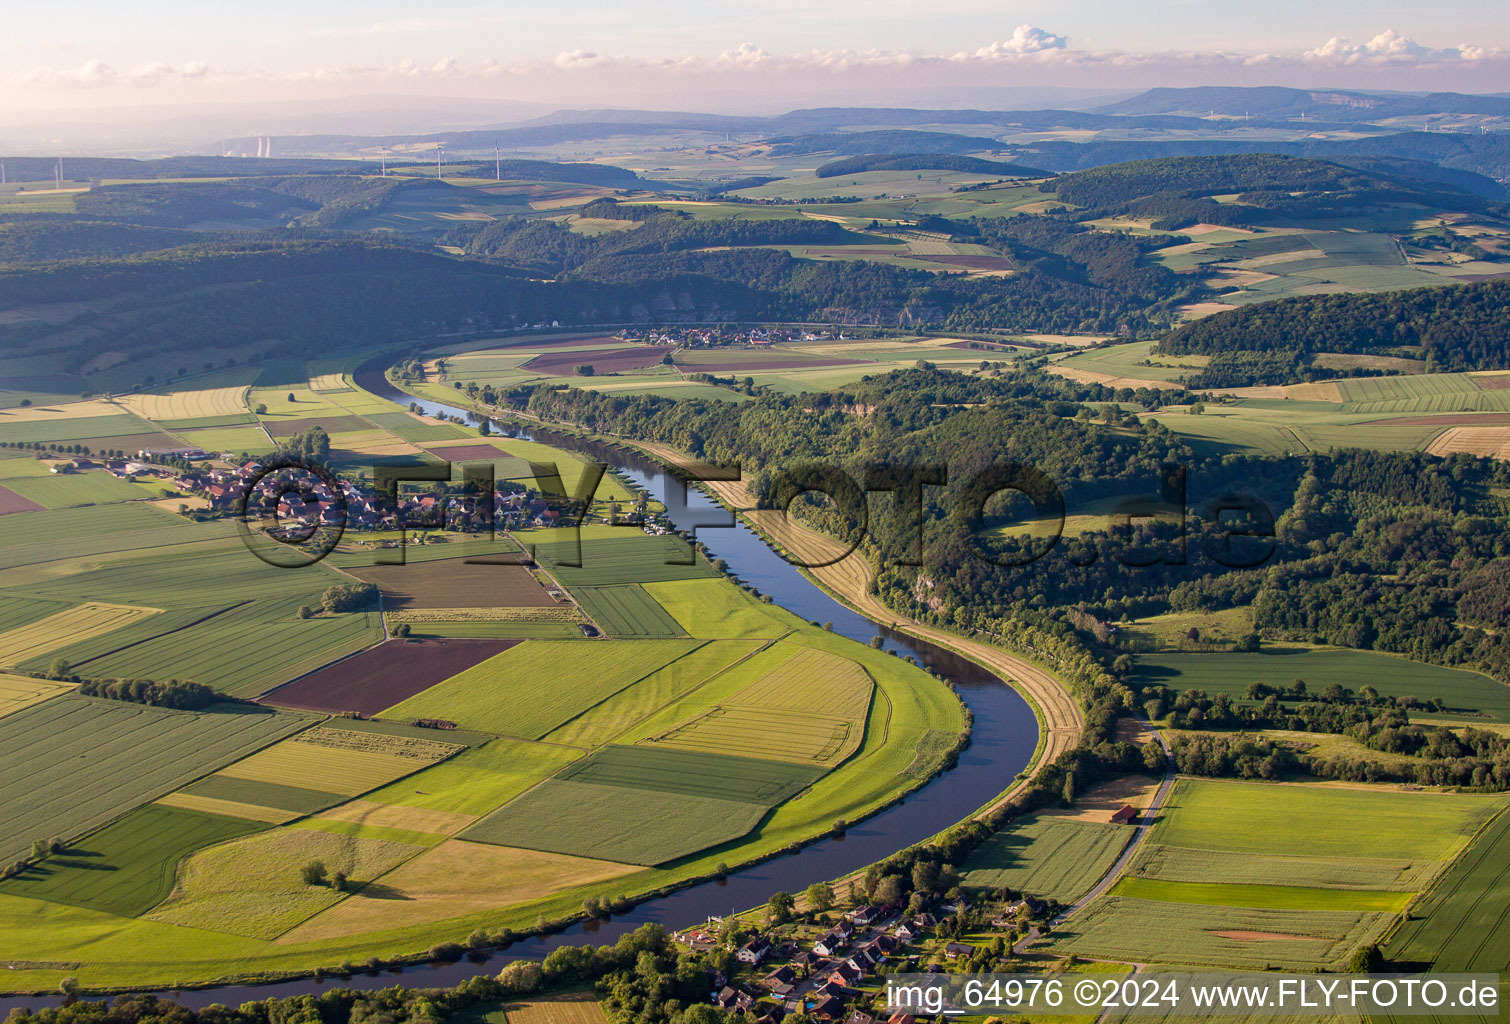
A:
[572,584,687,637]
[179,775,347,815]
[531,535,717,586]
[365,737,585,818]
[379,638,701,737]
[555,744,824,804]
[0,471,160,508]
[0,502,224,571]
[961,816,1131,902]
[1151,780,1496,862]
[1134,647,1510,722]
[0,805,265,916]
[1111,877,1411,912]
[0,413,155,444]
[1384,808,1510,971]
[0,696,312,864]
[641,578,794,638]
[461,779,769,865]
[542,640,761,748]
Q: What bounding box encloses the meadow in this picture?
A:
[961,816,1131,903]
[1134,647,1510,722]
[641,578,794,638]
[0,804,265,917]
[0,696,311,864]
[530,535,717,587]
[379,638,701,737]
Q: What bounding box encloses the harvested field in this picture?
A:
[314,799,477,835]
[0,672,74,718]
[217,730,458,797]
[263,638,522,715]
[523,346,671,375]
[118,388,249,422]
[0,601,158,667]
[0,483,45,516]
[155,793,300,824]
[308,373,347,391]
[653,707,860,765]
[1427,425,1510,460]
[0,804,265,917]
[147,826,422,939]
[380,638,701,738]
[500,992,608,1024]
[277,839,640,941]
[0,696,310,864]
[1041,774,1162,824]
[345,559,552,609]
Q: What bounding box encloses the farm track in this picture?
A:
[633,441,1083,815]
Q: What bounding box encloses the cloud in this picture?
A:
[1304,28,1500,64]
[976,24,1069,58]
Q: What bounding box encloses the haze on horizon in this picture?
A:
[4,0,1509,130]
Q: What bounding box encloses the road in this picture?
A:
[1013,718,1177,955]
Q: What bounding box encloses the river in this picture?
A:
[0,367,1038,1013]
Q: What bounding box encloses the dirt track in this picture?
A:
[637,441,1083,816]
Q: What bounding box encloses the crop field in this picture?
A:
[572,584,686,637]
[641,579,793,638]
[265,638,522,715]
[523,346,671,376]
[555,744,823,804]
[1111,877,1411,913]
[146,826,424,939]
[0,804,265,917]
[0,470,160,508]
[174,425,273,453]
[156,413,259,430]
[276,839,641,941]
[961,817,1131,902]
[345,559,554,608]
[1056,341,1201,384]
[461,779,769,865]
[0,601,158,667]
[531,536,716,587]
[1152,780,1497,862]
[175,774,348,817]
[364,411,472,443]
[0,672,74,718]
[311,799,476,837]
[0,412,154,444]
[118,387,249,422]
[1134,648,1510,722]
[0,696,311,864]
[1052,897,1386,970]
[1384,809,1510,970]
[542,640,761,748]
[366,737,585,818]
[0,502,218,571]
[498,992,608,1024]
[0,483,45,516]
[1130,842,1431,891]
[218,727,460,797]
[380,638,700,737]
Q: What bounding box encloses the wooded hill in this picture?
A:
[814,154,1049,178]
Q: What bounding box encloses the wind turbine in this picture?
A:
[436,142,444,180]
[495,146,500,182]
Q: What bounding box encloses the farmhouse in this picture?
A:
[944,942,975,960]
[847,904,881,926]
[1110,804,1139,825]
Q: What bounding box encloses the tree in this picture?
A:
[478,419,492,436]
[804,881,835,913]
[300,860,329,886]
[296,605,313,619]
[1348,943,1383,973]
[575,364,595,376]
[254,403,268,415]
[497,959,543,994]
[331,871,347,891]
[287,392,296,403]
[1142,739,1167,774]
[767,890,796,924]
[393,623,411,637]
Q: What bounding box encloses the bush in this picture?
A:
[300,860,328,886]
[497,959,543,994]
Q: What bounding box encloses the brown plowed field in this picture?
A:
[420,443,513,462]
[262,638,519,715]
[346,557,549,607]
[0,483,45,516]
[523,346,672,376]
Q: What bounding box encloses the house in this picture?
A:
[1110,804,1139,825]
[893,921,918,943]
[870,934,899,954]
[944,942,975,960]
[848,905,880,926]
[887,1015,918,1024]
[714,986,754,1012]
[814,930,849,956]
[810,995,844,1020]
[828,962,863,987]
[788,950,818,972]
[844,1012,878,1024]
[762,966,796,990]
[737,936,772,964]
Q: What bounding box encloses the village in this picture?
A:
[678,885,1069,1024]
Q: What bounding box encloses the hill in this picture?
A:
[814,154,1050,178]
[1096,86,1510,121]
[1159,279,1510,385]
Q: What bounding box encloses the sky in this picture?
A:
[4,0,1508,120]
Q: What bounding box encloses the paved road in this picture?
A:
[1013,719,1176,955]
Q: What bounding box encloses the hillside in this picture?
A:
[814,154,1050,178]
[1159,279,1510,385]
